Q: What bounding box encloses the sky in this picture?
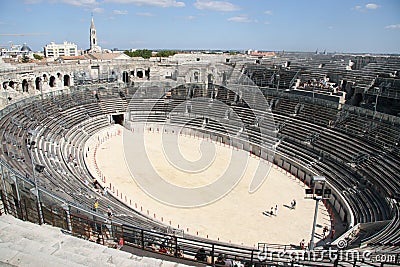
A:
[0,0,399,54]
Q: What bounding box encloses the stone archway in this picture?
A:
[63,75,70,86]
[49,76,56,87]
[136,70,144,79]
[22,79,29,92]
[8,81,15,89]
[35,77,41,90]
[122,71,129,83]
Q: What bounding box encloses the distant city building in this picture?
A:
[0,43,33,60]
[43,41,78,58]
[88,16,101,53]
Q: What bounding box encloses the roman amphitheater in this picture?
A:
[0,53,399,266]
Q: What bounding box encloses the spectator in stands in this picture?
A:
[174,246,184,258]
[232,256,244,267]
[159,245,168,254]
[107,206,113,218]
[323,226,329,239]
[146,242,157,251]
[194,247,207,262]
[224,255,233,266]
[117,237,124,250]
[300,239,305,250]
[93,179,100,190]
[331,228,336,239]
[215,254,225,265]
[93,199,99,212]
[275,205,278,216]
[270,207,274,215]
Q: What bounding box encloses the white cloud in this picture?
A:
[92,7,104,13]
[136,12,154,17]
[353,3,380,11]
[385,24,400,29]
[61,0,99,6]
[113,9,128,15]
[366,3,379,9]
[194,0,239,12]
[104,0,185,7]
[264,10,272,15]
[227,15,253,23]
[185,15,196,20]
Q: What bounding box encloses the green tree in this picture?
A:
[155,50,177,57]
[33,54,44,60]
[124,49,152,59]
[21,55,30,63]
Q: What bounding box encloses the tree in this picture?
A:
[21,55,30,63]
[155,50,177,57]
[33,54,44,60]
[124,49,152,59]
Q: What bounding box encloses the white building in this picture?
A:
[0,44,34,60]
[43,41,78,58]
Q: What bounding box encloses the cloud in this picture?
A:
[92,7,104,13]
[136,12,154,17]
[264,10,272,15]
[104,0,185,7]
[194,0,239,12]
[227,15,253,23]
[185,15,196,20]
[353,3,380,11]
[61,0,99,6]
[113,9,128,15]
[385,24,400,30]
[24,0,101,7]
[365,3,379,9]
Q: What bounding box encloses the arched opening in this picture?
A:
[122,71,129,83]
[208,74,213,84]
[22,79,29,92]
[49,76,56,87]
[193,71,199,83]
[352,93,363,107]
[35,77,41,90]
[8,81,15,89]
[137,70,144,79]
[2,82,8,90]
[63,75,70,86]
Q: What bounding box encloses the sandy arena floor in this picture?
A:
[86,125,331,247]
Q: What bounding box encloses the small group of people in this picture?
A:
[270,205,279,216]
[92,199,113,219]
[146,239,184,258]
[194,248,244,266]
